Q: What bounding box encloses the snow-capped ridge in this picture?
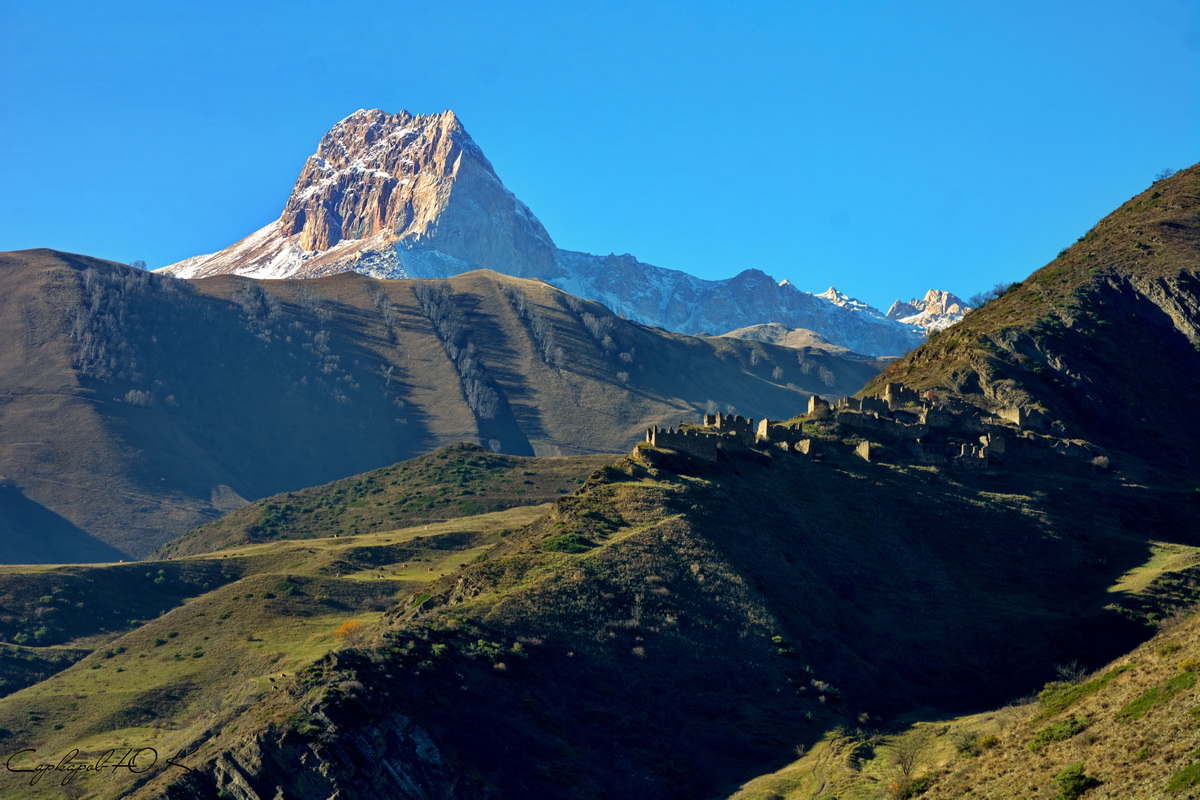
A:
[886,289,971,333]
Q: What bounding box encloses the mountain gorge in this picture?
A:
[158,108,949,356]
[0,248,881,562]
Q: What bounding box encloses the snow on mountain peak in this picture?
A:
[158,108,933,356]
[886,289,971,333]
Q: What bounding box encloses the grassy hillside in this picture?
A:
[0,431,1179,799]
[0,249,883,561]
[719,322,890,361]
[0,496,545,799]
[867,164,1200,472]
[158,442,613,557]
[730,598,1200,800]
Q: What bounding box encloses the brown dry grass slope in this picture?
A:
[0,249,884,561]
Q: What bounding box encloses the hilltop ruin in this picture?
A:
[640,383,1101,470]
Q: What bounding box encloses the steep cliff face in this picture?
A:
[158,108,932,356]
[164,109,558,282]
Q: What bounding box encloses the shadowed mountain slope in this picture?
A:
[157,443,616,558]
[0,249,879,560]
[868,163,1200,472]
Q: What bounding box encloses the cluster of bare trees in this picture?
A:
[503,287,564,367]
[796,353,837,387]
[413,282,501,419]
[563,295,642,374]
[69,267,171,380]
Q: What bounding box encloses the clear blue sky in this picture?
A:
[2,0,1197,310]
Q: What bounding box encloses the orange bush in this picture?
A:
[333,620,363,642]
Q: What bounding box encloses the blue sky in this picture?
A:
[2,0,1197,310]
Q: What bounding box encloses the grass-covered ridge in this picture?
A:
[157,442,613,557]
[0,419,1196,798]
[63,429,1191,799]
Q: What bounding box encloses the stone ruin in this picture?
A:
[639,382,1092,471]
[643,412,814,461]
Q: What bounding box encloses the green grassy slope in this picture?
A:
[731,599,1200,800]
[0,500,543,799]
[58,436,1192,800]
[157,442,614,557]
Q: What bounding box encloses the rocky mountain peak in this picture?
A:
[281,108,484,252]
[160,108,556,281]
[158,109,929,356]
[885,288,970,332]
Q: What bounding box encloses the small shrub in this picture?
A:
[1029,718,1086,751]
[542,532,594,554]
[288,713,322,738]
[1053,763,1100,800]
[1168,761,1200,792]
[333,620,365,646]
[1158,641,1182,657]
[952,730,982,756]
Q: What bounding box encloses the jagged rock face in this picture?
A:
[886,288,971,332]
[886,299,920,319]
[163,109,557,281]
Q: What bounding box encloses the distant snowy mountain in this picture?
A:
[160,108,937,356]
[886,289,971,332]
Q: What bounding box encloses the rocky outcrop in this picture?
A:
[152,711,474,800]
[886,289,971,332]
[163,109,557,282]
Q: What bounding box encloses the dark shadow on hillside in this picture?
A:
[688,452,1183,717]
[93,275,441,529]
[0,482,127,564]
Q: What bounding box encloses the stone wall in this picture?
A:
[808,395,831,419]
[707,412,757,447]
[883,382,920,409]
[645,426,720,461]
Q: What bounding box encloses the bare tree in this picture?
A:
[967,282,1015,311]
[890,728,932,780]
